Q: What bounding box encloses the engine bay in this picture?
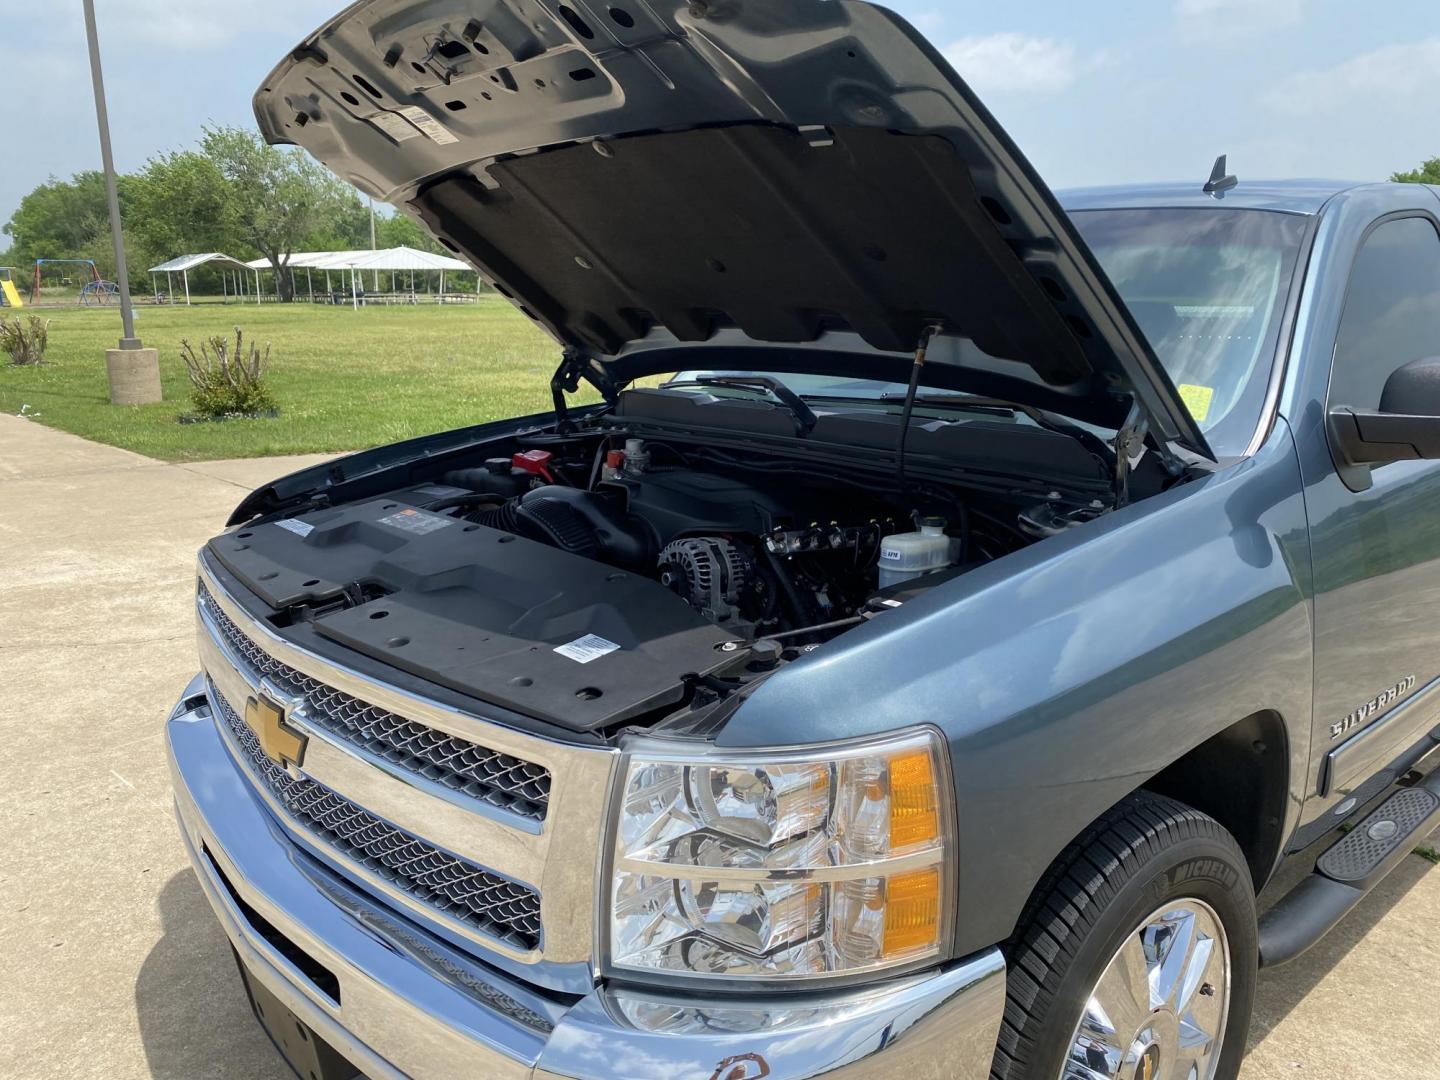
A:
[455,451,914,640]
[210,386,1144,733]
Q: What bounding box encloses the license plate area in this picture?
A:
[205,844,342,1004]
[235,950,363,1080]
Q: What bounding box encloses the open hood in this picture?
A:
[256,0,1210,455]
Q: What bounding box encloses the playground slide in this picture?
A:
[0,280,22,308]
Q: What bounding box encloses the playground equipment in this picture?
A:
[0,267,22,308]
[29,258,102,304]
[80,280,122,306]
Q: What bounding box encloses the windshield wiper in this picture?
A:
[663,374,818,434]
[869,393,1017,417]
[874,391,1119,480]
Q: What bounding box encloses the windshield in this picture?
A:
[665,209,1308,459]
[1070,207,1308,456]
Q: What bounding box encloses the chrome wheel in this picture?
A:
[1060,899,1231,1080]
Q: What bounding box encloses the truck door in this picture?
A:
[1307,212,1440,810]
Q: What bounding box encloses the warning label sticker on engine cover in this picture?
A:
[377,507,453,535]
[554,634,621,664]
[274,518,314,538]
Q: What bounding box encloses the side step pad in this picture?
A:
[1259,773,1440,968]
[1317,787,1439,885]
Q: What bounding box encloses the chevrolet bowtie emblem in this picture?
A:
[244,693,307,767]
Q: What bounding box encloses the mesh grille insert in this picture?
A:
[199,582,550,821]
[214,689,542,951]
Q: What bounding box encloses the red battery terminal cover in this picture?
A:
[512,449,556,483]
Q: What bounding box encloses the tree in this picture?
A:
[305,197,371,253]
[2,125,395,299]
[199,125,363,301]
[1391,158,1440,185]
[129,151,243,262]
[377,211,442,253]
[0,171,155,291]
[2,172,112,265]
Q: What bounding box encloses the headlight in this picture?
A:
[605,728,953,986]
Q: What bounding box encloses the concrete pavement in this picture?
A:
[0,416,313,1080]
[0,413,1436,1079]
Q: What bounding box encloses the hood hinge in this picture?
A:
[1113,400,1149,508]
[551,349,616,431]
[1114,399,1190,507]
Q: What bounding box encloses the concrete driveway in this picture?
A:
[1,414,1436,1080]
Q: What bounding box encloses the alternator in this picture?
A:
[657,537,752,626]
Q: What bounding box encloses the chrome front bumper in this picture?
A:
[168,674,1008,1080]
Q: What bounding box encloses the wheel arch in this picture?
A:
[1141,709,1291,892]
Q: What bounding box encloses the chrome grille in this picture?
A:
[199,583,550,821]
[214,688,543,951]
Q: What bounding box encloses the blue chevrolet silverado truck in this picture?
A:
[165,2,1440,1078]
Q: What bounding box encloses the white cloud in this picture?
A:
[1236,38,1440,181]
[1263,38,1440,115]
[942,33,1080,96]
[1176,0,1304,42]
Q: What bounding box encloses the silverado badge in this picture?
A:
[1331,676,1416,740]
[244,692,308,767]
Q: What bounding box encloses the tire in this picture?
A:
[991,792,1257,1080]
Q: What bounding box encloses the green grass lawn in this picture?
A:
[0,299,568,461]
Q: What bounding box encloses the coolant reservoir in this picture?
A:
[878,517,953,589]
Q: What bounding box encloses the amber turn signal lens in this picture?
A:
[883,867,941,955]
[888,748,940,849]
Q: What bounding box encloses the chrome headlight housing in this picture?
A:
[604,728,954,986]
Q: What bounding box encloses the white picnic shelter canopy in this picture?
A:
[243,247,469,272]
[146,252,258,305]
[244,247,473,307]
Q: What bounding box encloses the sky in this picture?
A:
[4,0,1438,237]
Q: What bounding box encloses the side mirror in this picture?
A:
[1328,355,1440,468]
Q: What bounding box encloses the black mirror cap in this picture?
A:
[1328,406,1440,472]
[1326,356,1440,489]
[1380,355,1440,416]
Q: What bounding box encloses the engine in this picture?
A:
[211,434,1046,732]
[440,444,922,639]
[215,437,1036,730]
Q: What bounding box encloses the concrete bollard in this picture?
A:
[105,347,162,405]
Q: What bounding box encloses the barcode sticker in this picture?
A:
[367,111,422,142]
[554,634,620,664]
[275,518,314,538]
[398,105,459,145]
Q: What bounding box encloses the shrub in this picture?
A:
[180,326,277,419]
[1,315,51,365]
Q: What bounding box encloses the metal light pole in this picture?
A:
[83,0,138,347]
[84,0,161,402]
[369,197,380,291]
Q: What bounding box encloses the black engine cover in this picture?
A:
[207,497,737,730]
[604,469,802,547]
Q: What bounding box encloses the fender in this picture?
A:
[719,420,1314,955]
